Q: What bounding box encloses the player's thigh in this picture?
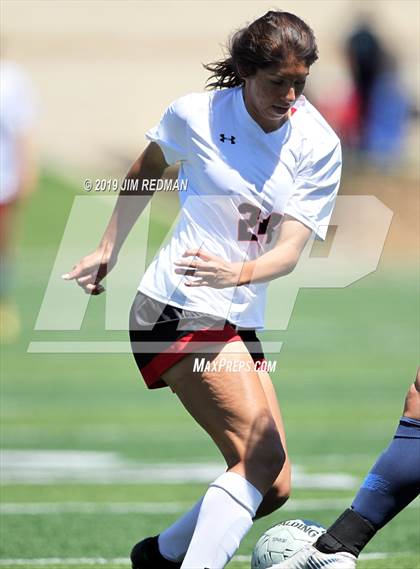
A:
[161,340,284,482]
[258,370,291,492]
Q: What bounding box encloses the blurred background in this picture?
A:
[2,0,420,172]
[1,1,419,568]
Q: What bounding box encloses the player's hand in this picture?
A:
[61,248,117,295]
[174,249,242,289]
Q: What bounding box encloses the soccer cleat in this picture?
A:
[130,535,182,568]
[270,544,357,569]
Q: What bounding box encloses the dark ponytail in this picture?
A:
[204,10,319,89]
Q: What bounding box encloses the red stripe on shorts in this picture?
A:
[140,325,242,389]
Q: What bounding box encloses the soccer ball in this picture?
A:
[251,519,325,569]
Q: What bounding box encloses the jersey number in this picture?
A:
[237,203,283,244]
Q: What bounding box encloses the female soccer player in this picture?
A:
[64,11,342,569]
[0,59,37,343]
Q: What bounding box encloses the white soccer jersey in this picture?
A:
[138,87,341,329]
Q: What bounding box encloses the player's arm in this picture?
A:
[98,142,168,259]
[238,215,311,285]
[63,142,168,294]
[174,215,312,288]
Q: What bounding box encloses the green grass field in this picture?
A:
[1,170,419,568]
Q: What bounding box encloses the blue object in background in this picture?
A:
[365,71,410,166]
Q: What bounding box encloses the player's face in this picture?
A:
[242,59,310,132]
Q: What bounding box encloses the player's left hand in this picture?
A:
[174,249,242,289]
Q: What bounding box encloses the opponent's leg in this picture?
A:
[276,372,420,569]
[161,340,285,569]
[314,371,420,558]
[402,368,420,420]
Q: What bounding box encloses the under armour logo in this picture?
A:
[220,133,236,144]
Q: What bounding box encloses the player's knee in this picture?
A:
[265,436,286,481]
[221,411,285,488]
[415,368,420,391]
[248,425,286,486]
[403,380,420,420]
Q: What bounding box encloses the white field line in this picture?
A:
[0,560,128,566]
[0,553,397,566]
[1,498,418,515]
[0,498,350,515]
[0,502,189,514]
[0,451,358,489]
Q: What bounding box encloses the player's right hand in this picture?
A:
[61,248,117,295]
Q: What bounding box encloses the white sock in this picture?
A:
[181,472,263,569]
[158,497,203,562]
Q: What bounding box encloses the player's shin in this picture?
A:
[316,417,420,557]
